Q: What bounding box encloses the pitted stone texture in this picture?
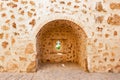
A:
[36,20,87,71]
[0,0,119,73]
[107,14,120,25]
[110,3,120,10]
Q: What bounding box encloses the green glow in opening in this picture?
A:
[55,40,61,50]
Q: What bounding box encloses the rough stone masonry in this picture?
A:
[0,0,120,73]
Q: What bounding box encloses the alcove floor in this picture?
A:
[0,63,120,80]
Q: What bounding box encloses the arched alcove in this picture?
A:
[36,20,88,71]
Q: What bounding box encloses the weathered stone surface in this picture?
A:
[27,61,36,72]
[12,22,16,28]
[114,31,117,36]
[11,15,15,19]
[95,16,104,23]
[11,37,15,45]
[67,2,71,6]
[1,25,9,31]
[0,0,119,73]
[0,64,120,80]
[7,2,17,8]
[0,33,3,39]
[95,2,105,12]
[0,56,5,62]
[5,51,11,55]
[107,14,120,25]
[13,0,18,2]
[29,19,36,27]
[19,57,27,61]
[2,41,8,48]
[7,62,18,72]
[30,1,35,6]
[110,3,120,10]
[114,65,120,72]
[21,1,28,4]
[28,11,32,17]
[1,13,6,17]
[25,43,34,54]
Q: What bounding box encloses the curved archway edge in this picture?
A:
[32,14,92,38]
[33,14,92,71]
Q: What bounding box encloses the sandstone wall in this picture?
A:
[36,20,88,71]
[0,0,120,72]
[37,20,78,63]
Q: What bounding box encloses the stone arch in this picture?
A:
[32,14,92,38]
[36,19,89,71]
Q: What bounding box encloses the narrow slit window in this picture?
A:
[55,40,61,50]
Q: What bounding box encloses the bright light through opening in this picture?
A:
[55,40,61,50]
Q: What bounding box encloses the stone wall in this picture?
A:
[0,0,119,72]
[37,20,78,63]
[36,20,88,71]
